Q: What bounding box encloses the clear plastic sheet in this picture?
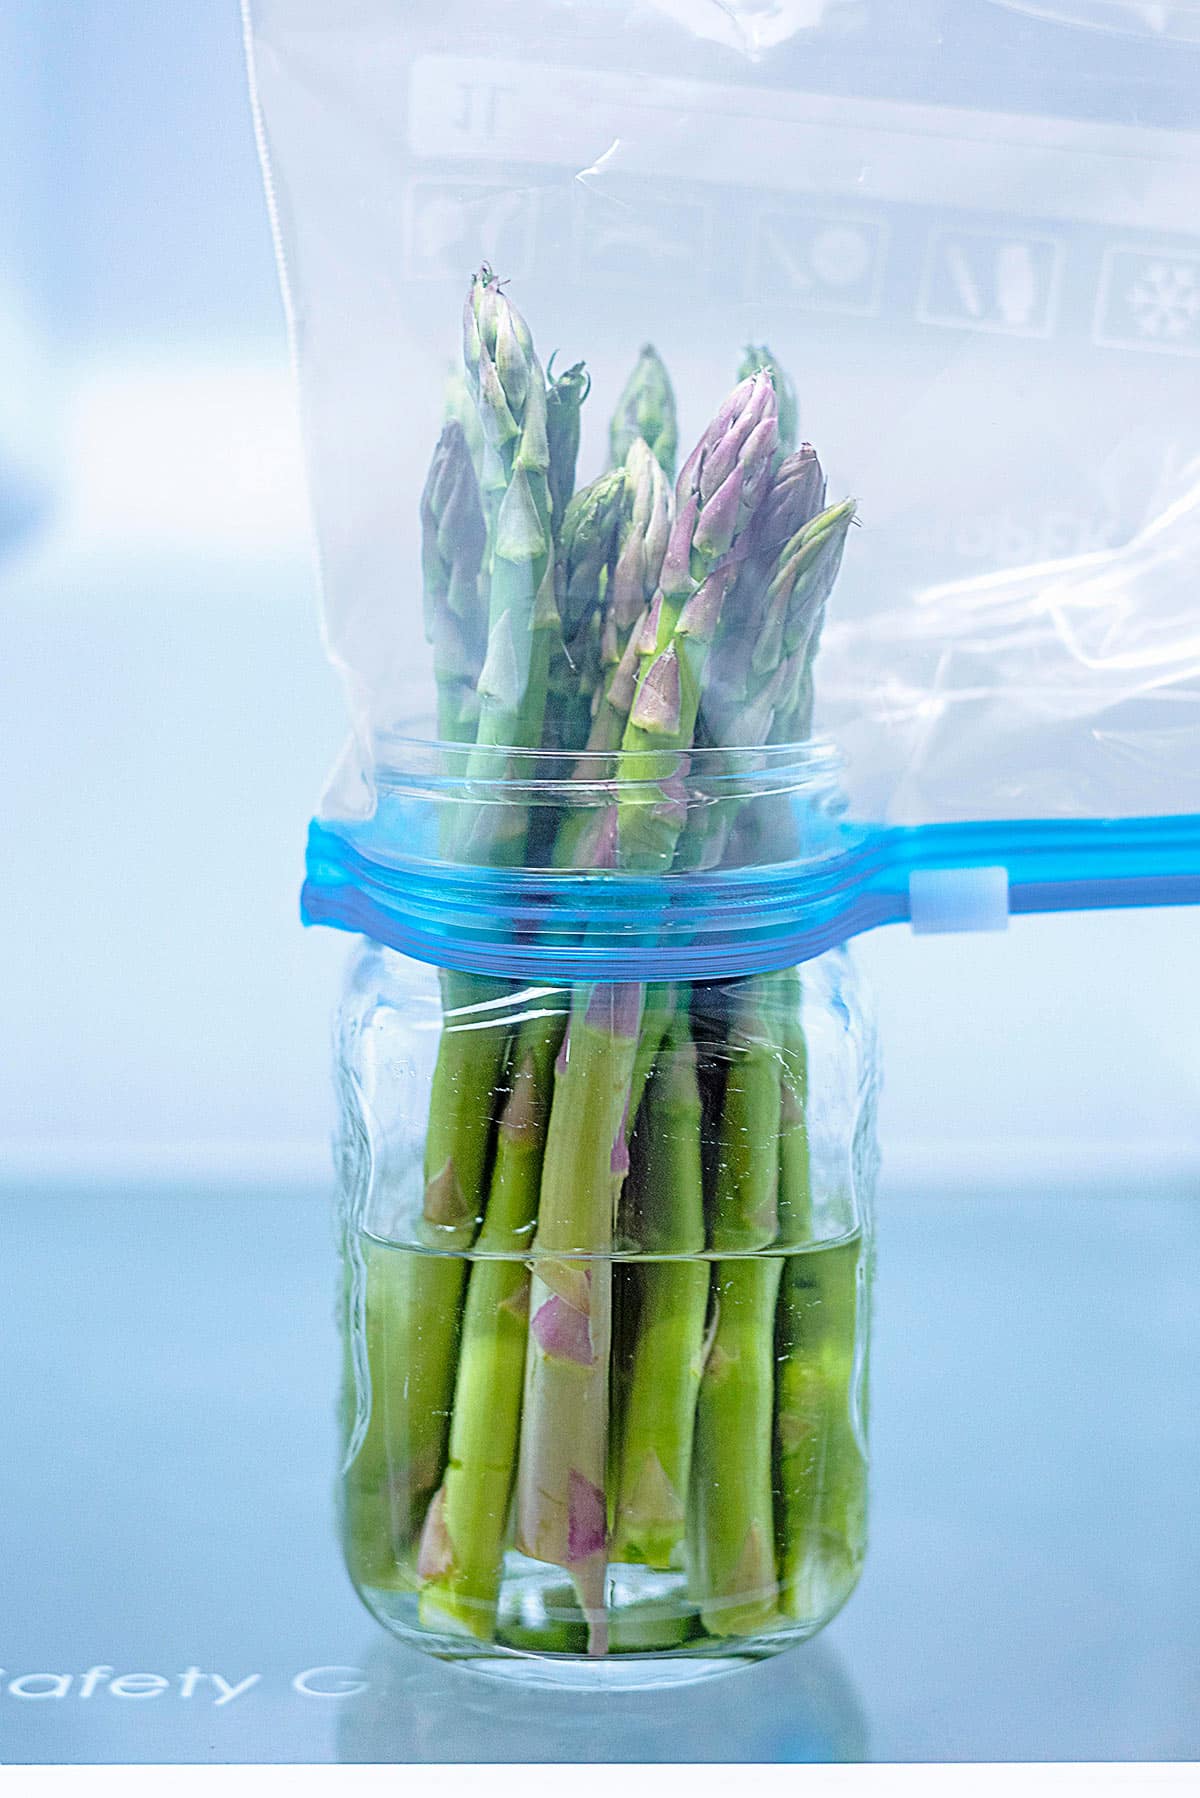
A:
[244,0,1200,829]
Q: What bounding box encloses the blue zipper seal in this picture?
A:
[302,811,1200,980]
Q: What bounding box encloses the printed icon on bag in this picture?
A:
[1094,246,1200,356]
[404,182,536,281]
[574,186,710,284]
[917,227,1061,337]
[749,210,887,315]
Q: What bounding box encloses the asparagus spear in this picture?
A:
[678,447,829,871]
[516,376,780,1651]
[553,436,671,868]
[516,980,645,1656]
[689,485,856,1596]
[361,970,511,1567]
[545,467,626,755]
[691,971,790,1636]
[420,420,487,746]
[618,975,681,1239]
[592,437,672,748]
[433,399,668,1639]
[691,1253,784,1636]
[372,275,562,1576]
[462,267,557,778]
[546,356,591,541]
[690,494,856,1629]
[724,495,857,871]
[342,480,521,1583]
[423,274,560,1251]
[699,445,826,749]
[772,976,868,1623]
[709,974,784,1252]
[550,435,671,870]
[774,964,813,1249]
[342,1235,431,1591]
[610,1012,709,1570]
[617,370,780,873]
[738,343,799,459]
[417,1002,567,1638]
[751,498,856,726]
[775,1235,869,1622]
[610,343,678,480]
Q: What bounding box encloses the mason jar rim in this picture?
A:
[368,725,846,804]
[302,729,867,980]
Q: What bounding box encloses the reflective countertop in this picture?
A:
[2,1169,1198,1764]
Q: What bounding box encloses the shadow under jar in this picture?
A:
[327,742,878,1689]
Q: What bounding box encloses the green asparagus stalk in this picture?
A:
[516,980,645,1655]
[699,445,826,749]
[559,470,627,651]
[363,397,510,1575]
[342,1236,432,1590]
[724,496,857,870]
[420,420,488,746]
[688,500,856,1628]
[775,1236,868,1622]
[617,370,780,872]
[680,468,846,1622]
[691,1255,784,1636]
[774,964,813,1248]
[462,268,557,781]
[590,437,671,750]
[610,343,678,480]
[690,973,789,1635]
[551,434,672,868]
[546,356,591,541]
[413,285,576,1546]
[611,1013,709,1569]
[738,344,798,459]
[516,376,780,1651]
[421,272,560,1259]
[545,467,626,754]
[378,969,512,1563]
[750,498,856,721]
[773,978,867,1622]
[709,975,783,1251]
[627,979,679,1140]
[678,447,828,871]
[417,1002,566,1638]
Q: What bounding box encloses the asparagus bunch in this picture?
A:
[347,278,869,1660]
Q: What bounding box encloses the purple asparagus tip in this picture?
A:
[693,465,744,565]
[660,493,700,596]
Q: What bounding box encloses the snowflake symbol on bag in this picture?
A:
[1126,261,1200,340]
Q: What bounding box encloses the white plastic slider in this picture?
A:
[908,865,1009,936]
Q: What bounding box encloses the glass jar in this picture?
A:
[334,939,877,1688]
